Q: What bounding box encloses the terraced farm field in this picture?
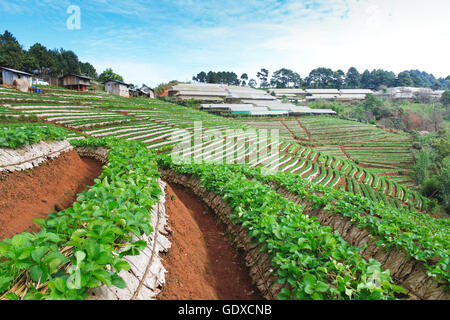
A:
[240,117,418,189]
[1,85,448,301]
[0,87,428,212]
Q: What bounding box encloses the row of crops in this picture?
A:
[158,155,450,299]
[0,87,448,300]
[157,155,406,300]
[0,124,162,300]
[0,87,428,212]
[240,116,416,186]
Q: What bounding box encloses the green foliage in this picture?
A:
[345,67,361,88]
[98,68,124,83]
[441,91,450,106]
[190,67,450,90]
[270,68,302,88]
[157,155,409,300]
[222,163,450,284]
[0,30,96,77]
[396,72,414,87]
[421,177,440,198]
[412,133,450,213]
[193,71,241,86]
[309,101,345,114]
[0,136,161,300]
[0,124,68,149]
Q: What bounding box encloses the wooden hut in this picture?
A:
[61,74,92,91]
[1,67,33,86]
[104,80,130,98]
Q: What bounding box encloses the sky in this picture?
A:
[0,0,449,87]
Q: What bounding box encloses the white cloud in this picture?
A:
[21,0,447,85]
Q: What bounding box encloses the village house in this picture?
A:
[0,67,33,87]
[140,84,155,98]
[61,74,92,91]
[130,84,155,98]
[305,89,340,101]
[269,88,306,101]
[104,80,130,98]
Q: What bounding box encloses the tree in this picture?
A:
[193,71,207,83]
[199,71,240,85]
[345,67,361,88]
[270,68,302,88]
[333,69,345,89]
[441,90,450,106]
[270,68,289,88]
[397,71,414,87]
[240,73,248,86]
[28,43,58,74]
[360,70,372,89]
[98,68,124,83]
[306,67,335,88]
[248,79,257,88]
[256,68,269,88]
[428,111,443,132]
[0,30,27,70]
[79,62,97,79]
[409,72,423,87]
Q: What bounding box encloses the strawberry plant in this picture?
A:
[0,124,69,149]
[0,136,161,300]
[157,155,405,300]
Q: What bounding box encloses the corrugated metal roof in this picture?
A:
[310,109,337,114]
[175,90,228,97]
[271,89,306,94]
[306,89,340,94]
[250,110,289,116]
[104,80,129,86]
[1,67,33,76]
[339,89,373,94]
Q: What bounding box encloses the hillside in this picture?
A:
[0,85,448,300]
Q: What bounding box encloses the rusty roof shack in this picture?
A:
[1,67,33,87]
[130,85,155,98]
[61,74,92,91]
[104,80,130,98]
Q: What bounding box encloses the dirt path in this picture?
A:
[158,183,261,300]
[294,118,311,141]
[0,150,103,240]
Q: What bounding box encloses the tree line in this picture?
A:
[0,30,123,83]
[193,67,450,91]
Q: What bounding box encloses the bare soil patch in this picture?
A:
[158,183,261,300]
[0,150,103,240]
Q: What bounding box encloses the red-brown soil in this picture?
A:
[0,150,103,240]
[158,183,262,300]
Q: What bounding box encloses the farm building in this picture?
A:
[140,85,155,98]
[129,85,154,98]
[61,74,91,91]
[338,89,373,100]
[0,67,33,87]
[225,86,276,103]
[201,102,336,117]
[168,83,276,103]
[169,83,229,101]
[305,89,340,101]
[269,88,306,100]
[104,80,130,98]
[374,87,444,101]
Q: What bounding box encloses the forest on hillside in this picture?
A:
[192,68,450,90]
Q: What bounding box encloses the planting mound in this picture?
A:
[159,183,261,300]
[0,150,103,240]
